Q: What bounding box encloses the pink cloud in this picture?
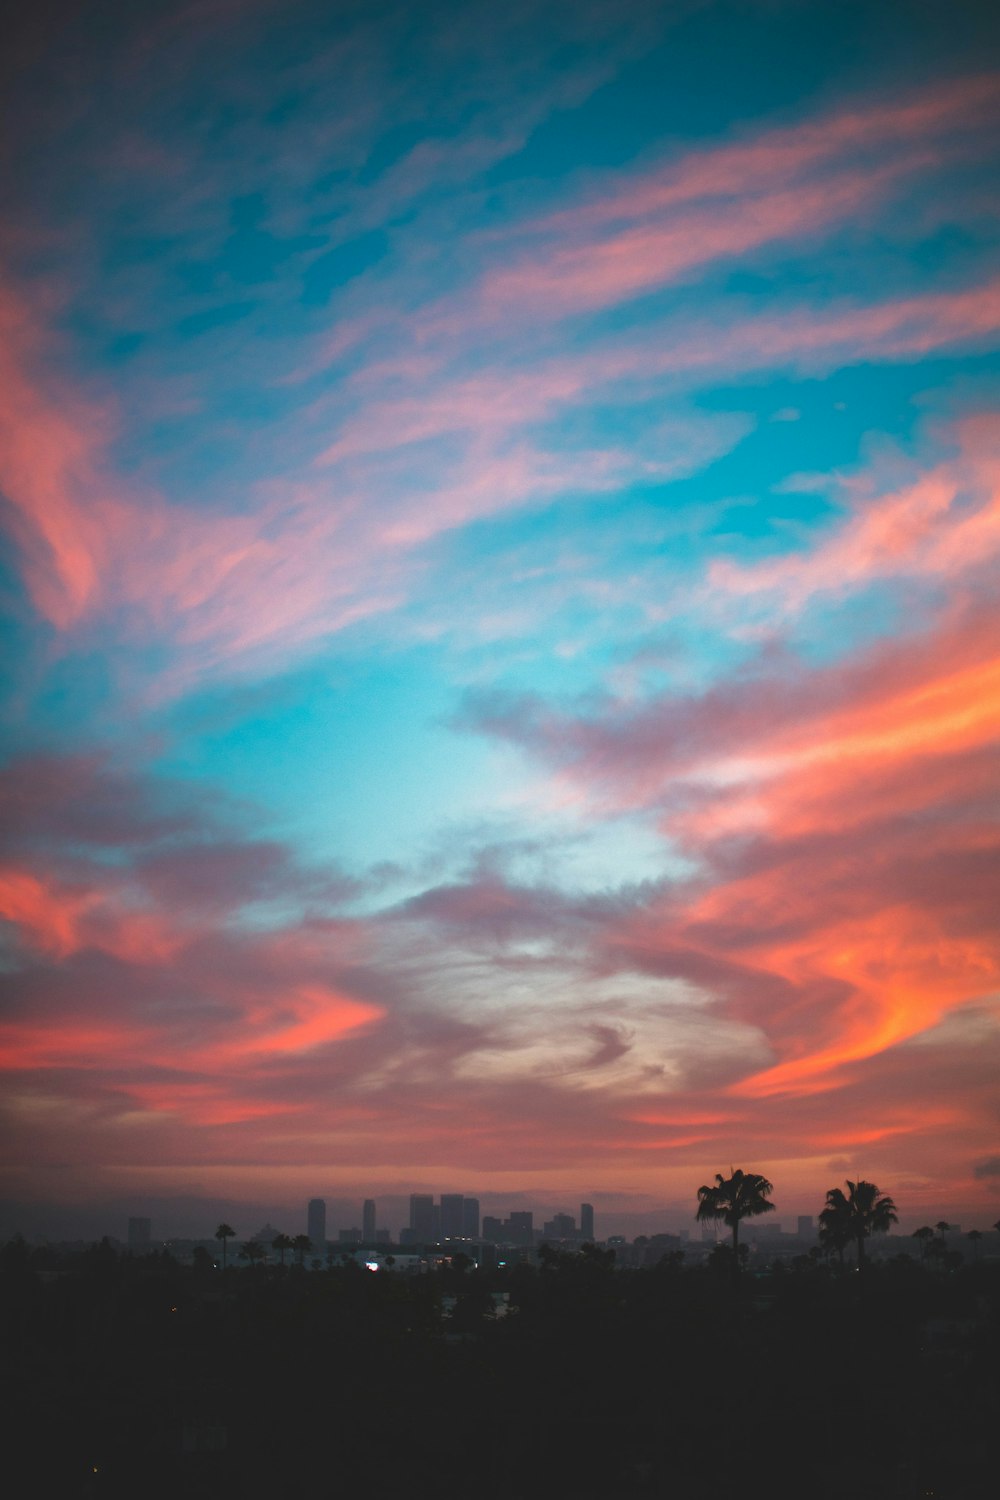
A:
[530,73,999,237]
[450,73,1000,327]
[478,166,906,319]
[709,413,1000,608]
[0,863,186,964]
[0,286,119,626]
[452,433,1000,1106]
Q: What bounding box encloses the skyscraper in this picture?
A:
[508,1211,533,1247]
[362,1198,376,1242]
[543,1212,576,1241]
[580,1202,595,1241]
[307,1198,326,1250]
[440,1194,465,1239]
[409,1194,439,1243]
[462,1197,480,1238]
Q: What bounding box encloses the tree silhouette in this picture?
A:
[272,1233,293,1267]
[912,1225,934,1260]
[819,1180,897,1275]
[818,1200,850,1268]
[239,1240,265,1271]
[292,1234,312,1268]
[214,1223,236,1269]
[967,1228,982,1261]
[695,1168,775,1272]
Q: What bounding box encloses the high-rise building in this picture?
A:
[362,1199,376,1242]
[543,1213,576,1241]
[409,1194,439,1243]
[307,1198,327,1250]
[580,1203,595,1241]
[440,1194,465,1239]
[462,1197,480,1238]
[482,1216,504,1243]
[128,1216,151,1252]
[508,1211,534,1247]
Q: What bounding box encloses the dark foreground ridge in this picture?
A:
[2,1233,996,1499]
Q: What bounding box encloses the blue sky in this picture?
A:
[1,0,999,1236]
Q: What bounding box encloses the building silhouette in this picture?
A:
[409,1194,440,1243]
[580,1202,595,1241]
[440,1194,465,1239]
[543,1212,576,1240]
[362,1198,376,1242]
[307,1198,326,1250]
[128,1216,151,1252]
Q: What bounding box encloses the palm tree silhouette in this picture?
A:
[912,1225,934,1261]
[239,1240,265,1271]
[272,1233,293,1267]
[966,1229,982,1262]
[214,1223,236,1269]
[819,1180,897,1275]
[695,1168,775,1272]
[292,1233,312,1268]
[818,1198,851,1268]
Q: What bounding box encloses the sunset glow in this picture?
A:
[1,0,998,1238]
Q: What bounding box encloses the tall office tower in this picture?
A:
[362,1199,376,1242]
[307,1198,327,1250]
[409,1194,438,1243]
[462,1197,480,1238]
[482,1216,504,1243]
[128,1216,151,1252]
[440,1194,465,1239]
[580,1203,595,1241]
[508,1211,533,1247]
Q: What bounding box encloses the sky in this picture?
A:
[1,0,999,1241]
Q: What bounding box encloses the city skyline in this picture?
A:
[2,0,999,1236]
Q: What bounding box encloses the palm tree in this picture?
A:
[292,1233,312,1268]
[695,1168,775,1271]
[272,1233,293,1267]
[239,1240,265,1271]
[912,1225,934,1261]
[966,1229,982,1262]
[819,1181,897,1274]
[214,1223,236,1269]
[818,1197,851,1269]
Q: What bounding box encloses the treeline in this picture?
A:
[1,1229,996,1499]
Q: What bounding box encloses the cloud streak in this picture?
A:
[2,1,999,1229]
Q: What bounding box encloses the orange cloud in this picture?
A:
[0,863,186,964]
[0,868,96,957]
[0,1021,157,1071]
[201,984,385,1063]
